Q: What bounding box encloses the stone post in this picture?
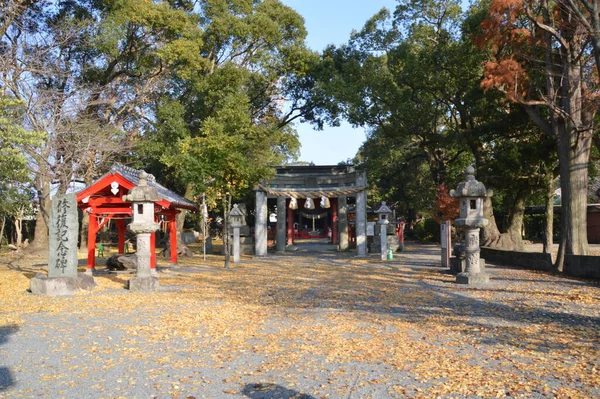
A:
[338,196,349,251]
[380,223,387,260]
[355,170,368,257]
[441,221,451,268]
[232,227,240,263]
[356,190,367,256]
[255,190,268,256]
[122,171,162,292]
[276,196,286,252]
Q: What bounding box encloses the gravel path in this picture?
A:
[0,242,599,399]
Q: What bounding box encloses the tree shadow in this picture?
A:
[242,383,316,399]
[227,251,600,356]
[0,325,18,391]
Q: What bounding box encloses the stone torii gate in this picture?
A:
[254,165,368,256]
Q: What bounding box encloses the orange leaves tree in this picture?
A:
[434,184,459,222]
[479,0,599,266]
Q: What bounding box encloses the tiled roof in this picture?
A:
[108,163,197,210]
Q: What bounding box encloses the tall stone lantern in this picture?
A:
[375,201,392,260]
[122,171,162,291]
[229,204,244,263]
[450,166,493,284]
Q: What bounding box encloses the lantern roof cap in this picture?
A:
[122,171,162,203]
[450,166,492,198]
[229,203,244,217]
[374,201,392,214]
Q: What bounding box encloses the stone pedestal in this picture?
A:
[128,276,159,291]
[30,272,96,296]
[128,232,159,292]
[232,226,241,263]
[380,223,387,260]
[456,227,489,284]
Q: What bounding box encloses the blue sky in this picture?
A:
[280,0,399,165]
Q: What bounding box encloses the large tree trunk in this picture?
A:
[79,175,94,252]
[554,122,592,270]
[0,215,5,249]
[26,174,51,255]
[13,209,23,249]
[554,58,593,262]
[543,176,554,254]
[223,194,231,269]
[482,192,526,251]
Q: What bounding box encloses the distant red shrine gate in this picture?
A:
[76,163,198,273]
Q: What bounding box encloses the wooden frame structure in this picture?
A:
[76,163,197,273]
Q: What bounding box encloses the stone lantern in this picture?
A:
[122,171,162,291]
[375,201,392,260]
[229,204,244,263]
[449,166,493,284]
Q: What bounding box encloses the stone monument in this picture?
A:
[122,171,162,291]
[449,166,493,284]
[30,193,96,295]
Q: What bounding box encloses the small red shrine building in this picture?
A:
[76,163,198,273]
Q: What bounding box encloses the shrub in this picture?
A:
[414,218,440,242]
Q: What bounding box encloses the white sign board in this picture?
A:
[367,222,375,236]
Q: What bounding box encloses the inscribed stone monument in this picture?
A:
[30,193,96,295]
[48,194,79,278]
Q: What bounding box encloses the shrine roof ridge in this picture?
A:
[84,163,198,211]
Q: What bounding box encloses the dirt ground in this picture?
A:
[0,242,598,399]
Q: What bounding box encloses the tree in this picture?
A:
[0,96,44,249]
[479,0,599,267]
[139,0,319,264]
[0,0,200,253]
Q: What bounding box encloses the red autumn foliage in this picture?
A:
[433,184,459,223]
[476,0,541,101]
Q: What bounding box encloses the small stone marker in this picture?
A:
[30,193,96,295]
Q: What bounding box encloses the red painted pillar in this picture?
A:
[286,202,294,245]
[116,219,126,254]
[331,198,338,244]
[87,212,98,272]
[150,231,157,270]
[169,215,177,266]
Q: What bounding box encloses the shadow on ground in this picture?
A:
[0,325,18,391]
[242,383,316,399]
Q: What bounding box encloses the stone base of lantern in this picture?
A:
[456,271,489,285]
[128,276,160,292]
[450,258,486,275]
[30,272,96,296]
